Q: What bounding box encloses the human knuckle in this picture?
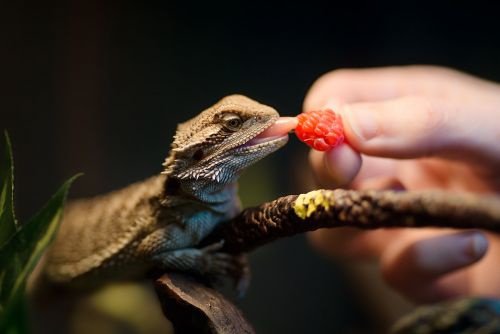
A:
[406,65,456,78]
[323,69,355,83]
[411,97,448,134]
[310,69,351,91]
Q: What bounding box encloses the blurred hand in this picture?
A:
[304,66,500,303]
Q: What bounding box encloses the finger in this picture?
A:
[381,231,488,303]
[465,233,500,296]
[303,65,464,111]
[349,157,400,189]
[308,143,362,188]
[308,226,373,259]
[339,96,500,165]
[353,176,406,192]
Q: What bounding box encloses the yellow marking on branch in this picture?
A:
[292,190,334,219]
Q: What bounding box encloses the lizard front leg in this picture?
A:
[136,214,248,289]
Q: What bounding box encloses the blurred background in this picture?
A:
[2,1,500,333]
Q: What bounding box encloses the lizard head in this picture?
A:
[162,95,289,188]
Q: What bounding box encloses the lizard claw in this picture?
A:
[200,240,225,253]
[199,241,232,276]
[151,241,250,296]
[231,254,251,299]
[199,242,251,296]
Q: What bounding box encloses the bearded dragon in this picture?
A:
[43,95,294,289]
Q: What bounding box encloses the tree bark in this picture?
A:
[203,189,500,253]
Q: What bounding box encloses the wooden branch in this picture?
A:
[154,273,254,334]
[391,297,500,333]
[203,189,500,253]
[155,189,500,333]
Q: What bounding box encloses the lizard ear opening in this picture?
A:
[164,177,181,195]
[192,149,204,161]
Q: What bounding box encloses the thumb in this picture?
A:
[380,231,488,303]
[338,96,499,166]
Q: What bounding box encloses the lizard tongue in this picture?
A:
[247,117,298,145]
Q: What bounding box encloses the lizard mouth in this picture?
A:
[243,117,297,147]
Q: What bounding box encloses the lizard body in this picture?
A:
[44,95,289,287]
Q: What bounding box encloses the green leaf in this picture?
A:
[0,173,80,331]
[0,288,28,334]
[0,132,18,247]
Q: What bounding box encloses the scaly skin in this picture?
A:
[44,95,288,287]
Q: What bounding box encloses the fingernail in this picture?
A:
[343,105,379,142]
[467,233,488,259]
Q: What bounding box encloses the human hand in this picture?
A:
[304,66,500,303]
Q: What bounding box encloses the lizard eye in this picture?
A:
[221,113,243,131]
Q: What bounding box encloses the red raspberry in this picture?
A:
[295,109,344,151]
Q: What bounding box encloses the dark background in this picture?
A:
[2,1,500,333]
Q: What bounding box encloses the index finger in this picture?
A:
[303,65,466,111]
